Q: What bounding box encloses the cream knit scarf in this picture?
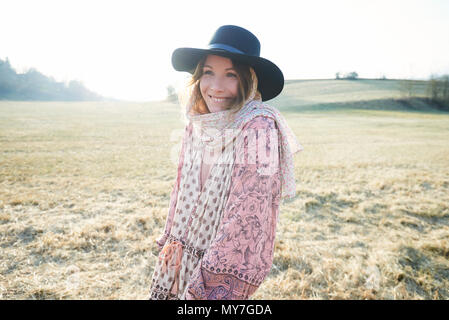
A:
[186,67,303,200]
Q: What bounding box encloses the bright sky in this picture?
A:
[1,0,449,101]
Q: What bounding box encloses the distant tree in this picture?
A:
[166,84,178,102]
[426,74,449,110]
[427,75,441,102]
[345,72,358,80]
[67,80,87,100]
[443,76,449,102]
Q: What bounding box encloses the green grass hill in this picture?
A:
[270,79,446,113]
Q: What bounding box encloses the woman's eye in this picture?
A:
[203,70,213,75]
[227,73,237,78]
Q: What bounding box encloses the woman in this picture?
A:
[149,25,303,300]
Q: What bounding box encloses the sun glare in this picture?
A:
[1,0,449,101]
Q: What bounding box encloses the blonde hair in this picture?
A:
[179,55,261,116]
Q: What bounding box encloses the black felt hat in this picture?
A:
[172,25,284,101]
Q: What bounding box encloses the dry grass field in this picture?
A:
[1,79,449,299]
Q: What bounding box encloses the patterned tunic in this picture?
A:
[149,115,281,300]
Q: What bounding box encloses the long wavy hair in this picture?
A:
[179,54,261,116]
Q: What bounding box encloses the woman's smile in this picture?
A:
[209,95,231,103]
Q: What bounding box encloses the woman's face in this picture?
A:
[199,54,239,113]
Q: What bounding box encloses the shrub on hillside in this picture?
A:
[426,75,449,110]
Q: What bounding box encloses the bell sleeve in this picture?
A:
[156,122,192,251]
[185,116,282,300]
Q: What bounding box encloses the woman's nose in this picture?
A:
[210,77,225,91]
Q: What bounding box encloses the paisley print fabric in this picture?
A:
[185,117,281,299]
[148,99,303,300]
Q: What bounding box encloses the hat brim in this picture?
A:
[172,47,284,101]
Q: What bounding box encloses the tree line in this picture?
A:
[0,57,103,101]
[426,75,449,109]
